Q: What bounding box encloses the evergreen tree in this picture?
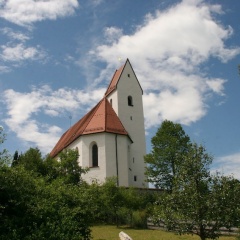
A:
[11,150,20,167]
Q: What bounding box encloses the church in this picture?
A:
[50,59,147,188]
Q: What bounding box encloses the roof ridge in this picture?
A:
[104,61,126,97]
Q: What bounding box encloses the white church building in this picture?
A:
[50,59,147,188]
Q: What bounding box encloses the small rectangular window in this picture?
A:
[128,74,130,78]
[134,176,137,181]
[128,96,133,106]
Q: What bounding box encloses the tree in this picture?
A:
[11,150,20,167]
[16,147,45,175]
[14,148,86,185]
[0,126,6,144]
[210,174,240,232]
[0,126,11,166]
[0,135,92,239]
[0,166,92,240]
[145,120,191,190]
[56,148,87,185]
[151,143,240,240]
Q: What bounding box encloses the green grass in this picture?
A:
[91,225,236,240]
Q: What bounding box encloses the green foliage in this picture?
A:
[0,166,92,240]
[101,178,124,225]
[13,148,87,185]
[131,210,148,228]
[145,120,191,190]
[57,148,87,185]
[0,138,92,239]
[0,126,6,144]
[0,127,11,166]
[15,147,45,175]
[209,175,240,230]
[82,178,157,227]
[151,143,240,240]
[0,166,38,239]
[83,178,125,225]
[11,150,20,167]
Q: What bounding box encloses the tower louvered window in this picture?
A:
[128,96,133,106]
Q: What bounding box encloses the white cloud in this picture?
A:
[1,27,30,42]
[0,65,10,73]
[212,153,240,179]
[88,0,240,128]
[104,27,123,44]
[0,0,79,27]
[0,28,47,68]
[206,79,226,95]
[91,0,104,7]
[3,85,105,153]
[1,43,46,62]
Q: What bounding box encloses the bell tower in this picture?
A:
[105,59,147,187]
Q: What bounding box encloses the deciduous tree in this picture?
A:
[145,120,191,190]
[16,147,45,175]
[152,143,240,240]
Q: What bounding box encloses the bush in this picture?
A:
[0,166,92,240]
[131,210,148,229]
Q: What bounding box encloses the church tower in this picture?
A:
[105,59,147,187]
[50,59,147,188]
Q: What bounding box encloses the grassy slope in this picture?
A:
[91,225,236,240]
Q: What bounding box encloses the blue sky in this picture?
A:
[0,0,240,178]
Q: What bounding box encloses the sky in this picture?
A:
[0,0,240,178]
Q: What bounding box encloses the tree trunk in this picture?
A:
[199,224,206,240]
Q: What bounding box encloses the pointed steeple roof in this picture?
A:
[105,64,124,96]
[50,98,129,158]
[105,59,143,97]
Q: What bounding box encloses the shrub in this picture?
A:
[131,210,148,229]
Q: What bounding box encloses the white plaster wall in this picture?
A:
[105,134,131,186]
[68,133,107,184]
[118,135,131,186]
[104,133,117,180]
[66,61,147,188]
[68,132,131,187]
[106,90,118,114]
[81,133,107,184]
[116,61,147,188]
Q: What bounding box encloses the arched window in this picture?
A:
[92,144,98,167]
[128,96,133,106]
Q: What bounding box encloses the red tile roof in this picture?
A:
[50,98,129,158]
[105,65,124,97]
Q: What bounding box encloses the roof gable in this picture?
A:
[83,98,128,135]
[105,59,143,97]
[50,98,128,158]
